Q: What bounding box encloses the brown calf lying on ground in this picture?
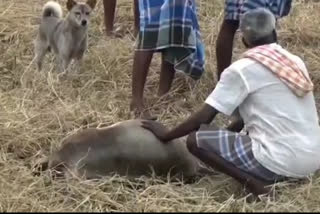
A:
[35,119,209,181]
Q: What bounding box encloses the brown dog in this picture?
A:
[35,119,207,180]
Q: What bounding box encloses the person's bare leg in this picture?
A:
[186,132,273,197]
[216,20,239,80]
[103,0,116,36]
[130,50,154,117]
[133,0,139,37]
[226,117,244,132]
[158,55,175,97]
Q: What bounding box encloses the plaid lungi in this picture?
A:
[196,124,286,182]
[225,0,292,20]
[136,0,205,80]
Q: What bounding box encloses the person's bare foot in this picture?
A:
[157,91,172,100]
[247,178,274,197]
[157,89,170,97]
[106,29,113,37]
[130,101,157,120]
[106,28,123,38]
[241,179,276,203]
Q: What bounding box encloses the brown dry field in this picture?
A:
[1,0,320,212]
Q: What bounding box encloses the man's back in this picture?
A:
[232,45,320,178]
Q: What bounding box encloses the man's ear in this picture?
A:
[242,37,250,48]
[67,0,77,11]
[86,0,97,10]
[272,29,278,43]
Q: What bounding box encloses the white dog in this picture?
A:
[34,0,96,75]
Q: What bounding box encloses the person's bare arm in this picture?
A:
[141,104,219,142]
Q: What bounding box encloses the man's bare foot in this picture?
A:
[157,91,172,101]
[106,30,113,37]
[130,101,157,120]
[241,179,276,203]
[106,29,123,38]
[132,109,157,120]
[157,89,170,98]
[247,178,274,197]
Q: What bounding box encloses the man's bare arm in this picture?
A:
[142,104,219,142]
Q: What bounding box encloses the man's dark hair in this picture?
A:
[249,29,278,47]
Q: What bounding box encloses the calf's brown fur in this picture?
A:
[36,120,204,180]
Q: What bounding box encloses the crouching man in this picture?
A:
[141,8,320,197]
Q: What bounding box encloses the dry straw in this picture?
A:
[1,0,320,212]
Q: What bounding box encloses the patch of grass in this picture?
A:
[1,0,320,211]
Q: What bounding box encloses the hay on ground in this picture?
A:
[1,0,320,212]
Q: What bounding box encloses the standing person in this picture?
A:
[130,0,205,118]
[141,8,320,197]
[103,0,139,36]
[216,0,292,79]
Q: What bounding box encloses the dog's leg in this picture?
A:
[57,54,71,72]
[74,51,85,74]
[34,38,48,72]
[57,56,71,80]
[74,58,82,73]
[63,57,72,73]
[74,38,87,73]
[56,57,63,72]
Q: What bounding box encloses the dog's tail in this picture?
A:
[42,1,63,19]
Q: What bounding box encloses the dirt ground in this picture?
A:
[1,0,320,212]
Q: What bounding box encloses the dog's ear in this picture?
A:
[67,0,77,11]
[86,0,97,10]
